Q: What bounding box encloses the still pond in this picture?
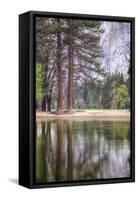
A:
[36,119,130,183]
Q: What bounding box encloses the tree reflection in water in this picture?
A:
[36,119,130,183]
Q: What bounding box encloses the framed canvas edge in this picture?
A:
[19,10,135,189]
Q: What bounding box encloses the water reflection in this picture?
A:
[36,119,130,183]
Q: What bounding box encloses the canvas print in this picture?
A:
[35,17,131,184]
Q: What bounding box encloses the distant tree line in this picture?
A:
[72,71,130,109]
[101,71,130,109]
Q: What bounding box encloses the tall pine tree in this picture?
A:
[64,19,103,112]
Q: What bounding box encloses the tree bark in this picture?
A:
[67,46,74,113]
[67,20,74,113]
[56,19,63,114]
[47,95,51,112]
[41,96,46,111]
[41,63,48,112]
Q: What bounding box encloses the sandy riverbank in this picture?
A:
[36,109,130,121]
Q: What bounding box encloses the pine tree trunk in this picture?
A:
[47,96,51,112]
[41,63,48,112]
[67,46,74,113]
[56,19,63,114]
[41,96,46,111]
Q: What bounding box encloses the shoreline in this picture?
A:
[36,109,130,121]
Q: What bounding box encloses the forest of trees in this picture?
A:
[36,17,130,114]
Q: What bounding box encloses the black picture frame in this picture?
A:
[19,10,135,189]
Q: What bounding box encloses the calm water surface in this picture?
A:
[36,119,130,183]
